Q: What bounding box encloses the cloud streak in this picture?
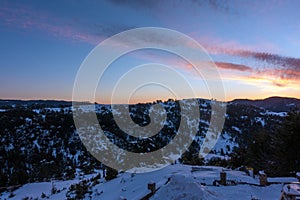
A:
[0,1,135,45]
[214,62,253,72]
[241,51,300,69]
[196,39,300,85]
[107,0,232,14]
[234,51,300,83]
[0,2,100,44]
[2,0,298,90]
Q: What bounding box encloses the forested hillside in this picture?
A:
[0,97,299,188]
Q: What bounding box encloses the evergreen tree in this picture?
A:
[273,109,300,176]
[245,129,272,173]
[105,167,118,181]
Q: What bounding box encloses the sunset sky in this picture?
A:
[1,0,300,103]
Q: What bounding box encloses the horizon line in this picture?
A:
[0,95,299,105]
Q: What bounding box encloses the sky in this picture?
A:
[0,0,300,103]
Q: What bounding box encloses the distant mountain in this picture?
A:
[0,99,72,107]
[230,96,300,112]
[1,96,299,112]
[0,99,94,109]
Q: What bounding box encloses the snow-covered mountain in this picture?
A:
[0,97,298,199]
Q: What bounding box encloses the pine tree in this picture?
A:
[245,129,272,173]
[273,109,300,176]
[105,167,118,181]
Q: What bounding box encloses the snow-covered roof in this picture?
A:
[268,177,298,183]
[282,183,300,196]
[259,170,266,175]
[1,164,295,200]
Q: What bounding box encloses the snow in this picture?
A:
[240,115,248,119]
[264,111,287,117]
[33,107,71,114]
[268,177,298,183]
[1,175,96,200]
[2,180,73,200]
[7,182,53,199]
[47,107,63,112]
[1,164,295,200]
[151,174,218,200]
[212,132,238,154]
[255,117,265,126]
[74,105,96,113]
[25,117,32,124]
[210,184,282,200]
[232,126,241,133]
[32,109,40,114]
[33,140,41,150]
[259,170,265,175]
[6,143,14,151]
[204,153,230,161]
[282,183,300,196]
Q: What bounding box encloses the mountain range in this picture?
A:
[1,96,299,112]
[230,96,300,112]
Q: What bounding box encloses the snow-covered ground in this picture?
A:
[1,164,293,200]
[212,132,238,154]
[263,111,287,117]
[0,172,101,200]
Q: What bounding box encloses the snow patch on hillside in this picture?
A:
[212,132,238,154]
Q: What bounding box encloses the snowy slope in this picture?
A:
[0,174,97,200]
[1,164,291,200]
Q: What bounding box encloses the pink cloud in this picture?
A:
[214,62,253,72]
[191,35,300,84]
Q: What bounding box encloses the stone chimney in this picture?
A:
[220,171,227,185]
